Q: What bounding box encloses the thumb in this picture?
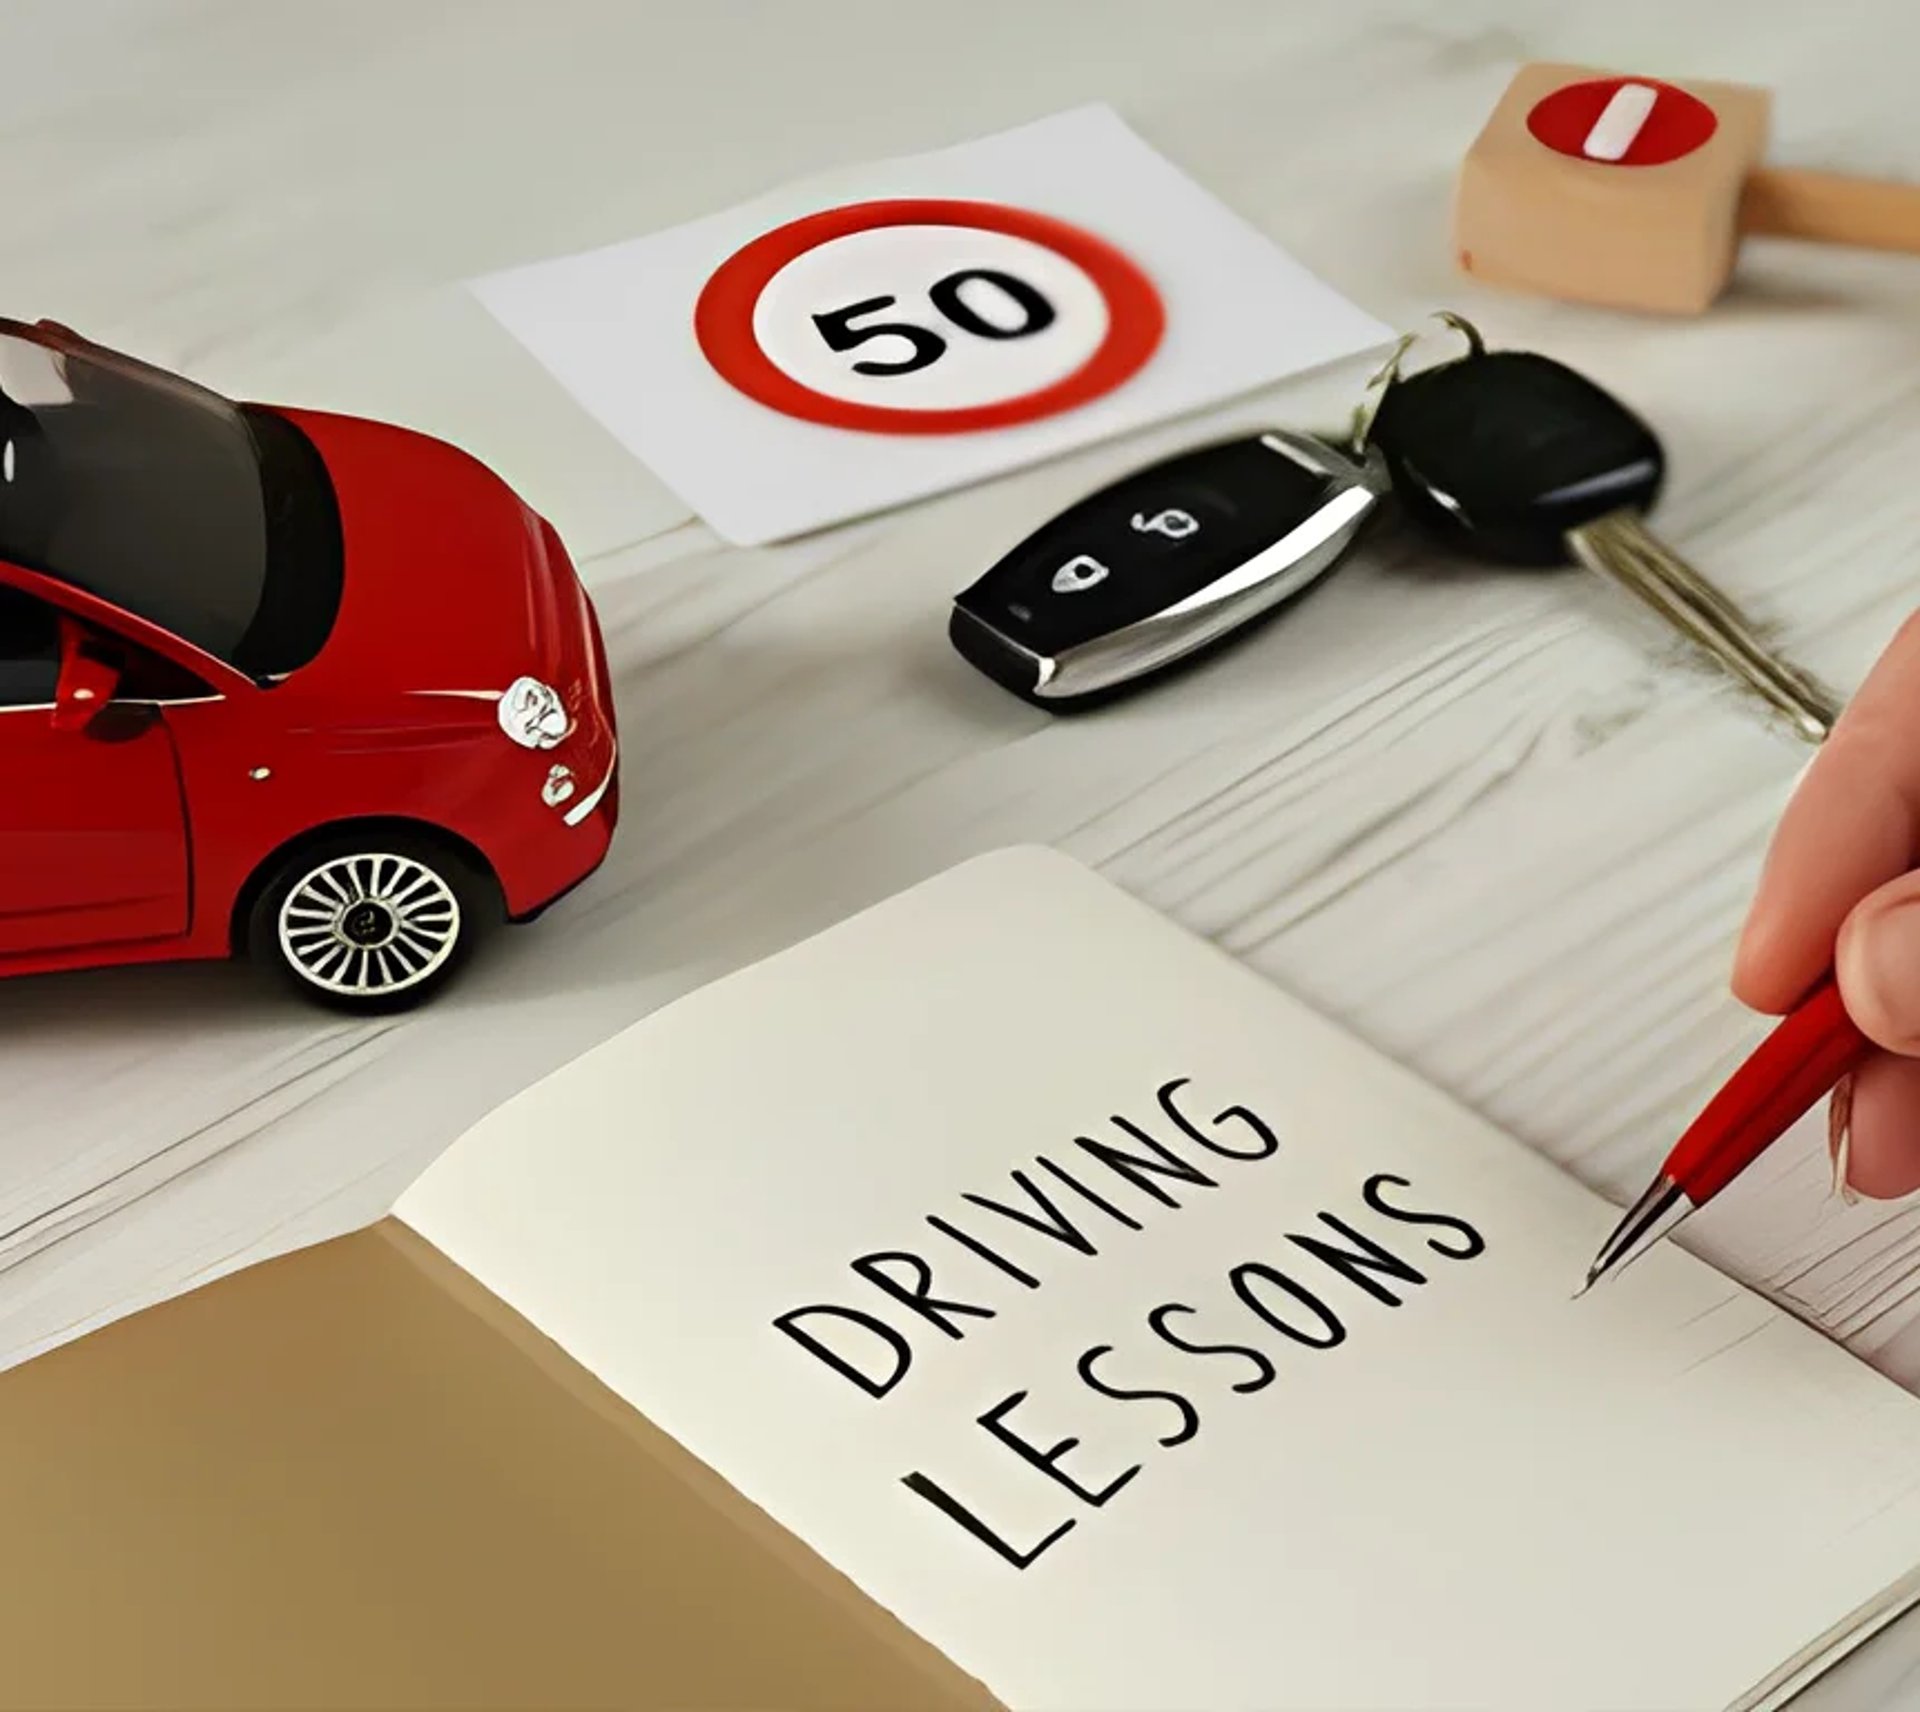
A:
[1837,870,1920,1055]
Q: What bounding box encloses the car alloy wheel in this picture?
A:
[276,851,463,1000]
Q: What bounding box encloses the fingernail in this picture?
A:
[1854,899,1920,1052]
[1830,1075,1860,1205]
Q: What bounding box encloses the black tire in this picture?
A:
[246,829,498,1015]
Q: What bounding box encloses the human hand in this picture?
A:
[1735,618,1920,1200]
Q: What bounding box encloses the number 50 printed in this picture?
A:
[812,267,1058,377]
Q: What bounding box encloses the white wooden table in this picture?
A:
[7,0,1920,1702]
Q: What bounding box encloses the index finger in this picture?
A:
[1733,614,1920,1014]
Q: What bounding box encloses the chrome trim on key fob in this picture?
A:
[949,431,1388,708]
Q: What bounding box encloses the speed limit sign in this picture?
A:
[468,105,1391,544]
[693,198,1165,435]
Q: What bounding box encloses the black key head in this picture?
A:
[1367,349,1665,567]
[950,431,1386,708]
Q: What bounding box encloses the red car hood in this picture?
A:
[273,405,580,698]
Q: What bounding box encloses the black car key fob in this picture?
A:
[1366,345,1666,567]
[949,429,1388,707]
[1361,312,1842,743]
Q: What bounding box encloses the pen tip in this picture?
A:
[1582,1173,1694,1296]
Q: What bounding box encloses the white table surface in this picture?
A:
[7,0,1920,1704]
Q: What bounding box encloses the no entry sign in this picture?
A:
[694,199,1164,436]
[1526,76,1719,167]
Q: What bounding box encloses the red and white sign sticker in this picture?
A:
[468,105,1391,544]
[693,198,1164,435]
[1526,76,1718,167]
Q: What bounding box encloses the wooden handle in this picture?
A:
[1740,165,1920,255]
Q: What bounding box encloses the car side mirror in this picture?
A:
[51,620,122,735]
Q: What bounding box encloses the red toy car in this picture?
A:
[0,317,618,1012]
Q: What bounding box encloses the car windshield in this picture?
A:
[0,327,341,678]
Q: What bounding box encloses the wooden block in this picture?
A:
[1456,64,1772,314]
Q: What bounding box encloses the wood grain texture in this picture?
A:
[6,1,1920,1702]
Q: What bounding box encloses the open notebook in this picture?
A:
[397,847,1920,1712]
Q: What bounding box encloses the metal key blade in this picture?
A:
[1566,510,1841,744]
[1650,553,1844,729]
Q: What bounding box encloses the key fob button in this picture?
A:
[1049,553,1111,595]
[1126,503,1207,543]
[965,530,1129,645]
[1100,483,1252,558]
[1113,441,1328,547]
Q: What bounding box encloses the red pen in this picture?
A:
[1583,977,1874,1291]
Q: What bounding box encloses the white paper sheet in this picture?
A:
[465,105,1391,545]
[398,847,1920,1712]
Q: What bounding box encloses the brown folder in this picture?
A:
[0,1219,996,1711]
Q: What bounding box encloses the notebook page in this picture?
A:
[398,846,1920,1712]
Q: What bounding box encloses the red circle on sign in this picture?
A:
[1526,76,1718,167]
[693,198,1164,435]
